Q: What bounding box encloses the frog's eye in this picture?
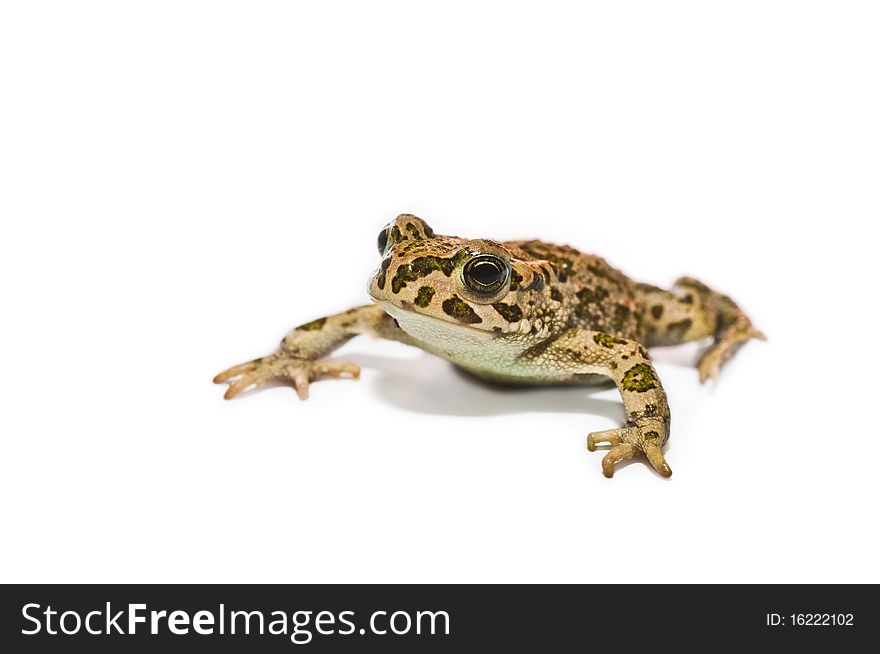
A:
[463,255,509,295]
[377,228,389,255]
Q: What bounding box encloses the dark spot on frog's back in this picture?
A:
[442,295,482,324]
[550,286,563,302]
[296,317,327,331]
[576,287,609,304]
[651,304,664,320]
[492,302,523,323]
[587,262,624,290]
[541,257,571,283]
[667,318,693,339]
[414,286,435,307]
[574,287,609,320]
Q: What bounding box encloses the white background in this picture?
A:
[2,1,878,583]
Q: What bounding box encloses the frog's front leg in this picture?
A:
[588,343,670,478]
[214,304,409,399]
[521,330,671,478]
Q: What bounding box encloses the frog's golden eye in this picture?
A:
[377,228,389,255]
[463,255,509,295]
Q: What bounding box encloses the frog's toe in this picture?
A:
[311,360,361,381]
[285,359,361,400]
[213,358,262,384]
[601,442,638,478]
[222,363,279,399]
[288,367,311,400]
[588,426,637,477]
[587,428,621,451]
[643,441,672,477]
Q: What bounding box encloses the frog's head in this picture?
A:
[369,215,560,341]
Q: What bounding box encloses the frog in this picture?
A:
[214,214,765,478]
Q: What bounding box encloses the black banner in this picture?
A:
[1,584,875,651]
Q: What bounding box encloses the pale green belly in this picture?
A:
[384,304,612,388]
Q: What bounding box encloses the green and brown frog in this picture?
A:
[215,214,764,478]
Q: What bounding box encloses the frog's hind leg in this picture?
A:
[638,278,765,383]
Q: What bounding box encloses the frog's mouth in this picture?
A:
[377,300,511,341]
